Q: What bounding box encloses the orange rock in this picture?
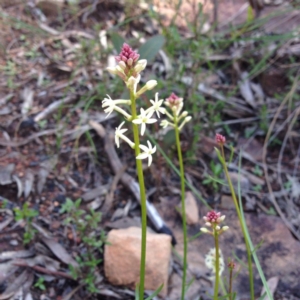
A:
[104,227,171,296]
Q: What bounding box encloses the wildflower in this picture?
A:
[215,133,226,145]
[136,140,156,167]
[115,43,140,68]
[132,108,157,136]
[165,92,184,115]
[205,248,225,277]
[160,120,171,129]
[147,93,165,118]
[108,43,147,81]
[102,95,115,117]
[102,95,132,119]
[115,122,135,148]
[200,211,228,235]
[204,211,224,224]
[228,260,236,270]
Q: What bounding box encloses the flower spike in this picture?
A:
[215,133,226,145]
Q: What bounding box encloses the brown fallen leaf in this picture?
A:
[260,276,279,300]
[42,237,79,268]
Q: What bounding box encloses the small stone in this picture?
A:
[10,240,18,246]
[179,191,199,225]
[104,227,171,296]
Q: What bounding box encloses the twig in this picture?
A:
[262,75,300,240]
[89,121,176,244]
[13,261,74,280]
[34,95,77,122]
[103,165,127,214]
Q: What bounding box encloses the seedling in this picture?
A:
[14,203,39,244]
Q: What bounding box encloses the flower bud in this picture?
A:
[145,80,157,90]
[222,226,229,231]
[136,80,157,97]
[118,60,126,70]
[160,120,169,128]
[217,215,226,222]
[215,133,226,145]
[134,59,147,73]
[200,227,210,233]
[185,116,192,122]
[106,66,118,75]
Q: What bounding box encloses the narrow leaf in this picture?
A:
[145,284,164,300]
[110,32,125,52]
[139,35,165,62]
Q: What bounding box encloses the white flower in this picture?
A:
[102,95,132,119]
[132,108,157,136]
[160,120,169,128]
[136,140,156,167]
[102,95,115,117]
[115,122,135,148]
[147,93,165,118]
[205,248,224,277]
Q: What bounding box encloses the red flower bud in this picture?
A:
[215,133,226,145]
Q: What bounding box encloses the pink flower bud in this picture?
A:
[205,211,222,223]
[215,133,226,145]
[228,260,235,269]
[115,43,140,69]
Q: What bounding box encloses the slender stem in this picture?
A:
[130,90,147,300]
[229,267,233,300]
[219,277,227,298]
[220,145,255,300]
[174,116,187,300]
[213,228,220,300]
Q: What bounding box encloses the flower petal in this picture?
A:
[136,153,148,160]
[140,123,146,136]
[139,144,149,152]
[132,119,142,124]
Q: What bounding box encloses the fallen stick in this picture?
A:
[90,121,176,245]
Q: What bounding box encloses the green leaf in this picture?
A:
[145,284,164,300]
[110,32,125,52]
[138,35,165,62]
[247,6,255,22]
[214,147,225,165]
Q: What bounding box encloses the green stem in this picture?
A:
[174,117,187,300]
[220,145,255,300]
[213,228,220,300]
[229,267,233,300]
[219,277,227,298]
[130,91,147,300]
